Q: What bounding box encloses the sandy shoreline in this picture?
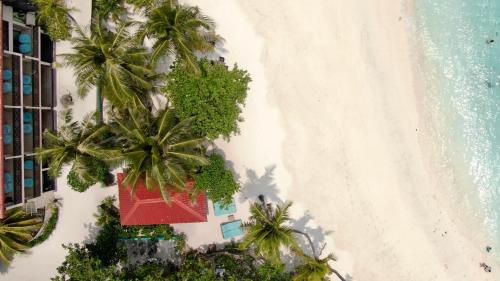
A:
[191,0,500,280]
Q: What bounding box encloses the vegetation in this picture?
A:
[36,110,116,188]
[241,201,347,281]
[165,59,251,140]
[194,153,240,206]
[33,0,74,41]
[93,0,127,23]
[0,207,42,265]
[28,204,59,247]
[108,108,208,202]
[138,0,222,69]
[67,158,108,192]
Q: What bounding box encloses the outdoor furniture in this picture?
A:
[23,112,32,123]
[3,124,12,145]
[4,172,13,193]
[214,199,236,216]
[19,43,32,54]
[23,84,32,95]
[221,219,243,239]
[24,177,34,188]
[3,82,12,94]
[18,33,31,44]
[24,160,34,170]
[23,123,32,134]
[23,74,32,85]
[3,69,12,80]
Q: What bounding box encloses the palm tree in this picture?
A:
[92,0,128,23]
[293,254,338,281]
[109,107,208,202]
[32,0,76,41]
[0,207,42,265]
[36,110,119,184]
[240,201,299,264]
[138,0,222,70]
[61,21,155,122]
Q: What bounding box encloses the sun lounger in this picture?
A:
[24,123,32,134]
[3,69,12,80]
[4,173,13,193]
[19,43,32,55]
[23,75,32,85]
[23,84,32,95]
[3,124,12,145]
[214,199,236,216]
[3,82,12,93]
[23,112,32,123]
[24,160,34,170]
[24,178,34,188]
[18,33,31,44]
[221,219,243,239]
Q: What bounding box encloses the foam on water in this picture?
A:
[415,0,500,250]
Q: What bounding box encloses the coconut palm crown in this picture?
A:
[138,0,222,70]
[33,0,75,41]
[0,207,42,265]
[36,110,119,183]
[240,201,299,263]
[293,254,337,281]
[61,20,155,110]
[108,107,208,202]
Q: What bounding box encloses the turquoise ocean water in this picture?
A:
[415,0,500,251]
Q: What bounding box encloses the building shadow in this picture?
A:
[82,222,101,244]
[238,165,282,204]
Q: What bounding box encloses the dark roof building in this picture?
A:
[117,173,208,226]
[0,2,57,218]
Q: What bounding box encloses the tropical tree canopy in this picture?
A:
[138,0,222,69]
[33,0,74,41]
[193,153,240,206]
[240,201,299,263]
[165,59,251,140]
[293,254,335,281]
[36,110,118,184]
[0,207,42,265]
[92,0,127,23]
[108,108,208,202]
[61,21,155,108]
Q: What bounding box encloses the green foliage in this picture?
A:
[138,0,222,69]
[67,169,92,192]
[121,224,175,240]
[33,0,74,41]
[165,59,251,140]
[51,244,117,281]
[93,0,127,22]
[194,154,240,206]
[174,252,216,281]
[292,254,335,281]
[108,108,208,202]
[28,205,59,247]
[0,207,42,265]
[257,261,292,281]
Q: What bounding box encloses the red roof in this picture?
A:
[117,173,207,226]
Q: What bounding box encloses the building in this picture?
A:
[117,173,208,226]
[0,1,57,218]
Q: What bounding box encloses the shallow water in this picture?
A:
[415,0,500,252]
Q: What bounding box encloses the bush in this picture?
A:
[28,204,59,247]
[67,170,92,192]
[165,59,251,140]
[194,154,240,206]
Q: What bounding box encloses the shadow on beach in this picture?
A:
[238,165,283,204]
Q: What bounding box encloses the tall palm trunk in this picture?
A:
[292,229,347,281]
[96,83,103,124]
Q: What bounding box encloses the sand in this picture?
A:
[3,0,499,280]
[187,0,500,280]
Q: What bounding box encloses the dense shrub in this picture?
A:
[67,170,92,192]
[67,160,111,192]
[194,154,240,206]
[165,59,251,140]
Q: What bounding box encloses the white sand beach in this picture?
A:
[3,0,500,280]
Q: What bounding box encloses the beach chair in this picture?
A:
[23,112,32,123]
[214,199,236,216]
[23,123,32,134]
[24,160,34,170]
[4,172,13,193]
[23,84,32,95]
[220,219,243,239]
[24,177,34,189]
[3,82,12,94]
[18,33,31,44]
[19,43,32,55]
[3,124,12,145]
[3,69,12,80]
[23,74,32,85]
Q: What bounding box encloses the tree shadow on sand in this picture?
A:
[237,165,282,204]
[289,211,333,259]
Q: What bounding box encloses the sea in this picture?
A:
[415,0,500,254]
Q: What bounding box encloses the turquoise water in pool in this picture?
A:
[415,0,500,251]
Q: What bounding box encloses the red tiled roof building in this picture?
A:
[117,173,208,226]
